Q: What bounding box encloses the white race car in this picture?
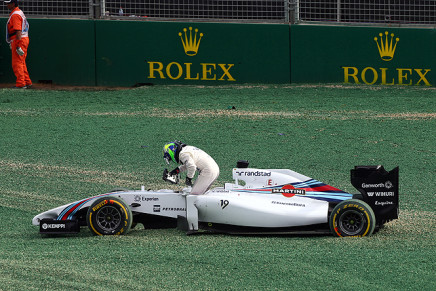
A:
[32,162,399,237]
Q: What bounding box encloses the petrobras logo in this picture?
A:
[361,181,393,189]
[236,170,272,177]
[42,223,66,230]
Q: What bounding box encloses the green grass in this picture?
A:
[0,84,435,290]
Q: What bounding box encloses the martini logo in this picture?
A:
[342,31,431,86]
[374,31,399,61]
[179,27,203,56]
[146,27,236,82]
[272,184,306,198]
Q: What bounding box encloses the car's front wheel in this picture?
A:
[329,199,376,237]
[86,196,132,236]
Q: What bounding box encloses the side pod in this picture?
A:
[350,166,399,224]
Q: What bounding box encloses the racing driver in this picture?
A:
[163,141,220,195]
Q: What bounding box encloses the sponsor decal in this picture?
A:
[92,199,108,212]
[361,181,393,189]
[153,205,161,212]
[375,201,394,206]
[272,184,306,198]
[272,188,306,195]
[214,189,230,193]
[366,191,395,197]
[342,31,431,86]
[42,223,66,230]
[235,170,272,177]
[147,27,236,82]
[162,207,186,211]
[272,201,305,207]
[385,181,394,189]
[134,195,159,202]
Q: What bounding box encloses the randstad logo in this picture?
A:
[342,31,431,86]
[374,31,399,61]
[146,27,236,82]
[179,27,204,56]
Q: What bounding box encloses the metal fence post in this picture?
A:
[294,0,300,23]
[89,0,94,18]
[89,0,102,19]
[284,0,289,23]
[100,0,106,18]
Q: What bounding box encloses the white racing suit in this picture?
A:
[178,145,220,195]
[177,145,219,232]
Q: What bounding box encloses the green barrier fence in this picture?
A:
[290,25,435,86]
[95,21,290,86]
[1,18,434,87]
[0,18,96,86]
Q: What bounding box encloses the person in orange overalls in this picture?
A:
[4,0,31,88]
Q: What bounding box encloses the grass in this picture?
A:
[0,84,435,290]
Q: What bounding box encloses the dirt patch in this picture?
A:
[383,209,435,237]
[0,83,129,91]
[1,107,434,120]
[0,160,145,187]
[375,112,436,120]
[2,83,435,91]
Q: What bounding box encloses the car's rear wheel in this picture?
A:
[329,199,376,237]
[87,197,132,236]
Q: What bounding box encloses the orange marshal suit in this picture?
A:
[6,7,31,87]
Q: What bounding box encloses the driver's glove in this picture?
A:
[169,168,180,176]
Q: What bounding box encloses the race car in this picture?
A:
[32,161,399,237]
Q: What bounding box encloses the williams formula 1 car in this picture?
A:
[32,162,399,237]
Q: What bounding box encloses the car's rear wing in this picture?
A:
[351,165,399,224]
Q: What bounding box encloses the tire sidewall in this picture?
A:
[86,197,132,236]
[329,199,376,237]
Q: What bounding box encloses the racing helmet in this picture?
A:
[163,141,185,164]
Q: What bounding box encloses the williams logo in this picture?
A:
[146,27,236,82]
[374,31,399,61]
[179,27,204,56]
[342,31,431,86]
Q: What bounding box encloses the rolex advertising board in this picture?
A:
[1,18,434,87]
[95,21,290,86]
[290,25,435,86]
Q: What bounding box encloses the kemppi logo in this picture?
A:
[42,223,66,229]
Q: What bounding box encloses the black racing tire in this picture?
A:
[329,199,376,237]
[86,196,133,236]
